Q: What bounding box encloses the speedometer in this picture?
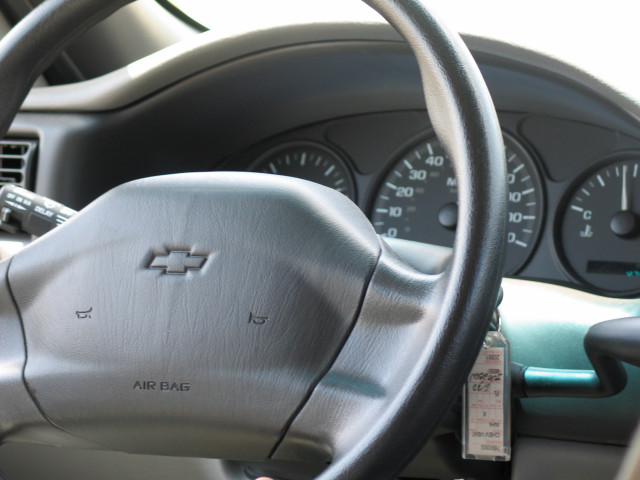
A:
[371,132,544,275]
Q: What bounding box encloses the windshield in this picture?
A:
[168,0,640,100]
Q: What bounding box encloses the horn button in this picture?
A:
[7,173,381,459]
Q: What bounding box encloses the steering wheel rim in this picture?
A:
[0,1,506,479]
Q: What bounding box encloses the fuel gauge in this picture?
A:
[558,154,640,295]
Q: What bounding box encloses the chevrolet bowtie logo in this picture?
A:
[149,251,207,275]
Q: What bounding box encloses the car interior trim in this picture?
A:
[18,21,640,131]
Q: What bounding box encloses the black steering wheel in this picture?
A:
[0,1,506,479]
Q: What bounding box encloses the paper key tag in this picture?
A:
[462,330,511,461]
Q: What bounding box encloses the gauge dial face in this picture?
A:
[252,141,355,200]
[371,133,544,275]
[559,156,640,295]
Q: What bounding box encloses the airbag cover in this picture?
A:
[8,172,380,459]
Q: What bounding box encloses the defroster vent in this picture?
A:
[0,139,37,188]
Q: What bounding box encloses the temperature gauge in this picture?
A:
[558,154,640,295]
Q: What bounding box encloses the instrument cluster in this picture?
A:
[231,111,640,298]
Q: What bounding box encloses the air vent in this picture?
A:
[0,139,37,188]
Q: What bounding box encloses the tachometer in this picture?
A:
[252,141,356,201]
[558,154,640,295]
[371,132,544,275]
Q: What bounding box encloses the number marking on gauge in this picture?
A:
[371,133,543,275]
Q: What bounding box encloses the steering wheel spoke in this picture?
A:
[272,240,447,460]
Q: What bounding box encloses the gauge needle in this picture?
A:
[622,164,630,211]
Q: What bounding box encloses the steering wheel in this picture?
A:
[0,1,506,479]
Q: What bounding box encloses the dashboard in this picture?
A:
[225,109,640,298]
[17,32,640,302]
[4,16,640,480]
